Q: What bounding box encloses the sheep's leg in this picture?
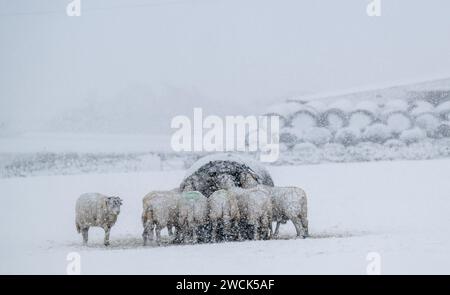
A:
[238,219,245,240]
[230,219,237,241]
[192,225,198,244]
[223,218,231,241]
[143,222,154,246]
[273,221,281,238]
[81,228,89,245]
[183,227,189,243]
[103,226,111,246]
[182,222,191,244]
[173,224,182,244]
[253,223,259,240]
[259,216,269,240]
[248,219,258,240]
[268,220,273,239]
[300,214,309,237]
[291,217,306,239]
[233,220,241,241]
[266,217,272,240]
[155,225,162,246]
[142,225,148,246]
[229,219,237,241]
[167,224,174,236]
[241,219,251,240]
[211,221,218,243]
[267,216,273,240]
[180,220,189,244]
[181,228,188,244]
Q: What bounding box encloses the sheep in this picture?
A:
[208,189,240,242]
[75,193,123,246]
[267,186,308,239]
[216,173,237,190]
[142,189,180,246]
[176,191,208,243]
[229,186,273,240]
[239,171,260,189]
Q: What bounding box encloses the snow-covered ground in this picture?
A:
[1,159,449,274]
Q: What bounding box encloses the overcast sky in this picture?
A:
[1,0,450,133]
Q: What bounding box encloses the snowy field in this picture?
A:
[1,159,449,274]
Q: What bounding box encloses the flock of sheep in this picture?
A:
[75,172,308,247]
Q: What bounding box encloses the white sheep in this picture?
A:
[75,193,123,246]
[142,189,180,246]
[208,189,240,242]
[267,186,308,239]
[239,171,260,189]
[230,186,273,240]
[176,191,208,243]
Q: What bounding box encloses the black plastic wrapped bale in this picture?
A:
[180,153,274,198]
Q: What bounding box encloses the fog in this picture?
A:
[1,0,450,134]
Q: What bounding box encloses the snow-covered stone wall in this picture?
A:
[265,92,450,150]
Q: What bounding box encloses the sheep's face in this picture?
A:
[217,174,235,189]
[107,197,122,215]
[183,182,195,192]
[240,172,258,188]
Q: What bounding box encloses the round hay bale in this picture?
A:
[180,153,274,197]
